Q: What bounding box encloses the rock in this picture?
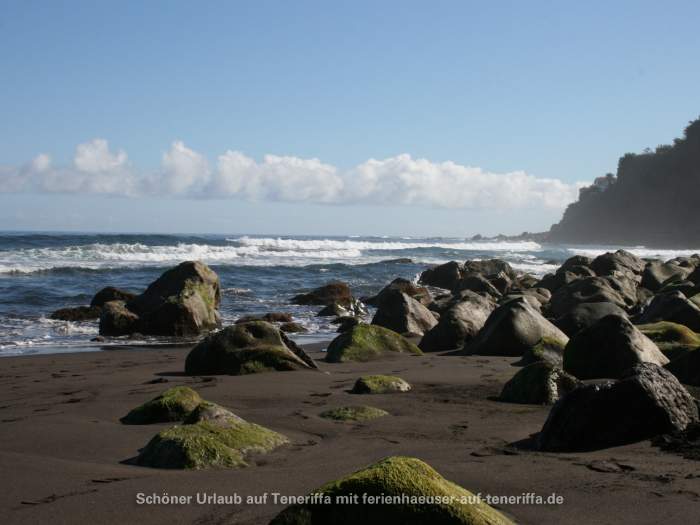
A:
[559,255,593,273]
[666,350,700,386]
[90,286,137,308]
[590,249,645,276]
[419,261,463,290]
[237,312,295,324]
[517,337,566,367]
[351,375,412,394]
[512,273,540,289]
[464,258,516,279]
[549,276,632,317]
[652,422,700,461]
[536,271,581,294]
[50,306,101,321]
[371,290,438,336]
[554,301,628,337]
[563,315,668,379]
[637,291,700,331]
[291,282,352,307]
[103,261,221,337]
[184,321,317,375]
[99,301,140,336]
[332,316,360,333]
[279,322,307,333]
[642,261,691,291]
[638,321,700,360]
[135,402,288,469]
[537,363,699,451]
[465,298,569,357]
[317,303,350,317]
[500,362,580,405]
[453,274,502,298]
[325,324,422,362]
[319,405,389,421]
[269,456,514,525]
[365,278,432,307]
[659,280,698,296]
[121,386,202,424]
[419,291,496,352]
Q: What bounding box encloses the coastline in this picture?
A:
[1,343,698,525]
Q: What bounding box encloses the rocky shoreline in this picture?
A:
[6,249,700,523]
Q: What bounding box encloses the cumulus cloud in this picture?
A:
[0,139,585,210]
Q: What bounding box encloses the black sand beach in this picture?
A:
[1,342,698,525]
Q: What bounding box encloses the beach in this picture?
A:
[1,342,697,525]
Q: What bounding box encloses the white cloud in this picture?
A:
[0,139,585,210]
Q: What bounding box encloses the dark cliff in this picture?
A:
[549,118,700,247]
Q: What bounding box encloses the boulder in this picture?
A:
[102,261,221,337]
[121,386,202,425]
[184,321,317,375]
[554,301,628,337]
[465,298,569,357]
[50,305,101,322]
[637,291,700,332]
[499,362,580,405]
[351,375,412,394]
[99,300,140,336]
[279,322,307,333]
[419,291,496,352]
[291,282,353,307]
[91,286,137,308]
[325,324,422,362]
[365,278,432,306]
[371,290,438,336]
[453,274,502,298]
[638,321,700,360]
[666,349,700,386]
[559,255,593,273]
[269,456,514,525]
[332,316,360,333]
[537,363,699,451]
[419,261,463,290]
[236,312,294,324]
[536,271,582,294]
[590,249,645,276]
[517,337,566,367]
[642,261,691,291]
[464,258,516,279]
[549,277,631,318]
[658,280,698,296]
[319,405,389,422]
[134,402,288,469]
[563,315,668,379]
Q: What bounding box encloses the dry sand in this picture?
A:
[0,343,698,524]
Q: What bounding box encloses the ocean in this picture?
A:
[1,232,698,356]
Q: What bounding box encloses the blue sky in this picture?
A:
[1,0,699,236]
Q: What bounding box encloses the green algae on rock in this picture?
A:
[269,456,514,525]
[325,323,422,363]
[185,321,316,375]
[135,401,288,469]
[500,362,580,405]
[638,321,700,361]
[351,375,412,394]
[319,405,388,422]
[517,337,566,366]
[120,386,203,425]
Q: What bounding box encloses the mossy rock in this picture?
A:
[351,375,412,394]
[319,405,388,422]
[121,386,203,425]
[185,321,315,375]
[325,324,422,363]
[500,362,581,405]
[135,402,288,469]
[638,321,700,361]
[269,456,514,525]
[517,337,565,366]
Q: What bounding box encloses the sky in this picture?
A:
[1,0,699,237]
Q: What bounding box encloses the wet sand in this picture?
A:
[0,343,698,524]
